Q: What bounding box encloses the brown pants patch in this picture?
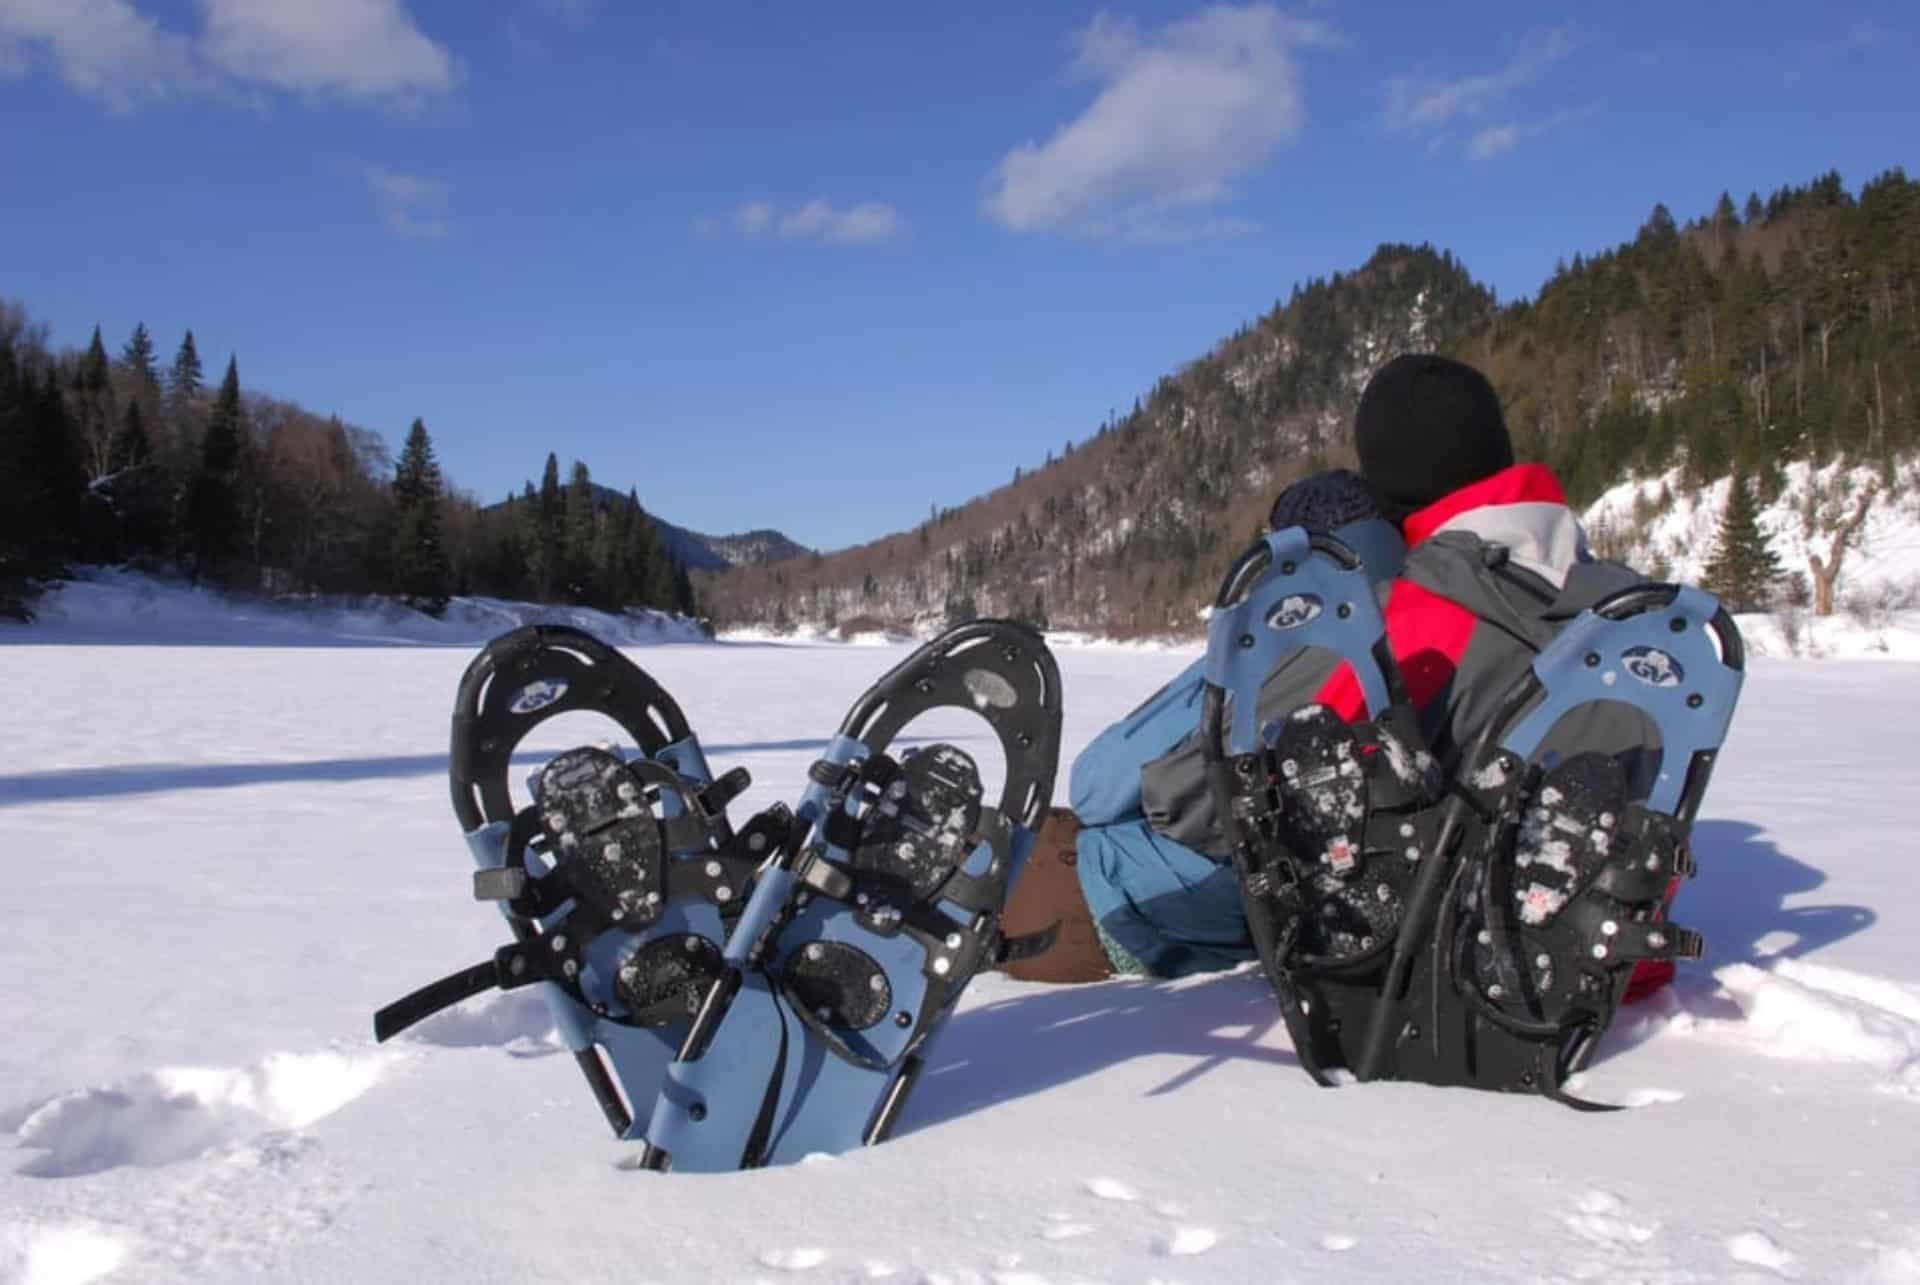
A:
[998,809,1113,984]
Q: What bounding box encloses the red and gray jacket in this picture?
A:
[1140,463,1673,993]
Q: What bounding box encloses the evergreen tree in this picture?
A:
[390,417,451,615]
[169,330,203,405]
[185,356,243,581]
[534,452,562,599]
[1702,474,1781,612]
[563,460,597,603]
[121,322,159,399]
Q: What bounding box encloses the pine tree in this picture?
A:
[185,355,243,581]
[563,460,596,603]
[534,452,562,599]
[121,322,159,399]
[169,330,203,405]
[390,417,451,615]
[1702,474,1781,613]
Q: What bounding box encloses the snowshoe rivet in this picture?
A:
[1405,847,1420,860]
[807,943,825,960]
[1376,884,1392,902]
[1400,823,1415,838]
[1599,812,1616,828]
[1648,931,1668,950]
[1361,936,1375,949]
[604,842,623,860]
[562,960,578,979]
[1337,603,1352,619]
[1018,733,1033,747]
[1536,953,1552,969]
[933,957,951,976]
[748,832,767,853]
[856,893,870,906]
[1477,930,1492,945]
[1403,1022,1418,1039]
[1584,653,1600,668]
[1280,560,1296,575]
[1487,984,1503,999]
[946,932,963,948]
[896,1011,912,1028]
[1521,1072,1536,1087]
[916,679,934,694]
[1669,616,1688,634]
[551,934,568,952]
[546,810,568,831]
[611,908,625,921]
[869,974,886,991]
[1687,693,1704,709]
[647,891,662,905]
[715,885,733,902]
[1592,944,1609,959]
[705,860,722,877]
[689,1103,707,1122]
[509,956,526,976]
[685,936,700,951]
[1601,920,1618,936]
[817,1007,833,1021]
[1238,633,1255,649]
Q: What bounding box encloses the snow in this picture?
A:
[1585,458,1920,659]
[18,568,708,648]
[3,624,1920,1283]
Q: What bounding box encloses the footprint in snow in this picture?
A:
[757,1247,827,1271]
[1565,1191,1659,1248]
[1084,1176,1138,1201]
[1726,1230,1796,1274]
[1156,1227,1218,1257]
[13,1050,388,1179]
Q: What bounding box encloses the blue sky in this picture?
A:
[2,1,1912,550]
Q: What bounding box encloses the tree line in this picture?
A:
[0,305,696,622]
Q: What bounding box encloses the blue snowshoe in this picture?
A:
[1201,530,1746,1104]
[374,625,765,1139]
[637,619,1063,1171]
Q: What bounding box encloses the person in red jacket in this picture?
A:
[1011,354,1678,1003]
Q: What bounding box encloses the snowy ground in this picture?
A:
[4,622,1920,1283]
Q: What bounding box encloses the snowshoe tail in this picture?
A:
[375,625,760,1141]
[1355,584,1743,1103]
[638,619,1063,1172]
[1199,526,1439,1084]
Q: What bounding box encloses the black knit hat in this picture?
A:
[1267,468,1382,533]
[1353,354,1513,522]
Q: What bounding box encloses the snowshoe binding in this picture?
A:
[1202,531,1746,1105]
[373,624,764,1139]
[637,619,1063,1171]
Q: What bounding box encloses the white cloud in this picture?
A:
[984,3,1335,239]
[1383,23,1581,135]
[714,199,904,245]
[365,165,450,239]
[1463,105,1597,163]
[0,0,456,110]
[199,0,456,101]
[1465,124,1519,161]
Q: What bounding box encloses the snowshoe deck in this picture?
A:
[375,625,758,1139]
[639,619,1063,1171]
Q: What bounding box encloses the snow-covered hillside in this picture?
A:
[3,633,1919,1283]
[10,568,709,648]
[1583,458,1920,659]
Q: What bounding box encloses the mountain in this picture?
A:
[652,518,810,572]
[700,242,1498,636]
[702,168,1920,640]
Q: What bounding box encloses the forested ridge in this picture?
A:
[703,167,1920,637]
[0,315,712,622]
